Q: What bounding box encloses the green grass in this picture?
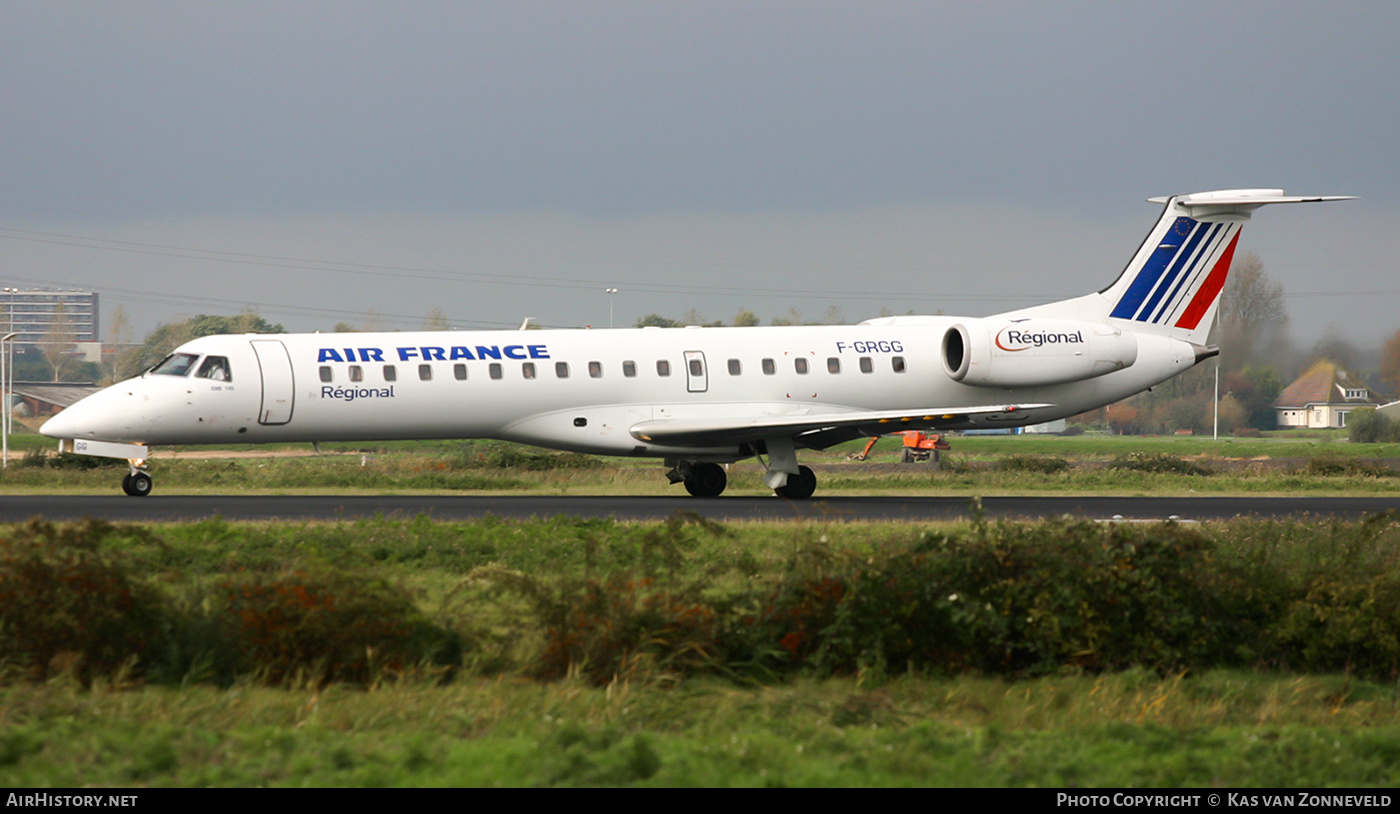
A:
[2,671,1397,786]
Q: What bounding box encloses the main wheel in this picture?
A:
[773,465,817,500]
[122,472,153,497]
[683,462,727,497]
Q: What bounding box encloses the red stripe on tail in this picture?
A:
[1174,232,1240,331]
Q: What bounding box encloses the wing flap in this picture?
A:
[629,403,1054,447]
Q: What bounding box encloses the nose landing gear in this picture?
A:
[55,439,154,497]
[121,468,153,497]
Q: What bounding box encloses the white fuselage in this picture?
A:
[43,321,1198,459]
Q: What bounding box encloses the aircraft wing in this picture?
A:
[629,403,1055,448]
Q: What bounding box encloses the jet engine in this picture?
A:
[942,318,1138,388]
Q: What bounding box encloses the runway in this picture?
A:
[1,494,1397,523]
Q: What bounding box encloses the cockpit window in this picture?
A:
[151,353,200,377]
[196,356,232,382]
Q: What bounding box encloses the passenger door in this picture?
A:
[251,340,295,425]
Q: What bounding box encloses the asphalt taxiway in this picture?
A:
[1,494,1396,523]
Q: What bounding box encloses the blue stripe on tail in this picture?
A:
[1109,217,1197,320]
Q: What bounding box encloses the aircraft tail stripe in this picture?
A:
[1140,222,1219,324]
[1148,222,1233,324]
[1174,231,1241,330]
[1155,223,1237,326]
[1108,216,1196,320]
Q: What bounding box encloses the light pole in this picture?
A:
[1,332,15,468]
[605,288,618,329]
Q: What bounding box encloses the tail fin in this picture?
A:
[998,189,1353,346]
[1099,189,1352,345]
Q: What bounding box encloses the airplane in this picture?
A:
[41,188,1351,498]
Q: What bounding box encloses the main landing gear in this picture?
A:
[668,461,729,497]
[772,465,816,500]
[667,446,820,500]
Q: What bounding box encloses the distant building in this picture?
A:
[8,382,104,418]
[0,288,99,346]
[1274,360,1379,429]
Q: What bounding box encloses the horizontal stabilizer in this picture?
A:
[1145,189,1355,222]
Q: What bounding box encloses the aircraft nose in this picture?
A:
[41,388,129,441]
[41,401,89,439]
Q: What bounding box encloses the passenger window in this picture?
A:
[454,363,467,381]
[349,365,363,383]
[795,358,809,375]
[419,364,432,381]
[859,356,873,374]
[589,361,602,378]
[522,362,536,379]
[727,359,741,375]
[827,357,840,374]
[892,356,906,373]
[383,365,397,382]
[556,362,570,378]
[689,358,703,377]
[196,356,232,382]
[762,358,776,376]
[319,366,333,383]
[623,360,637,377]
[657,360,671,377]
[489,363,503,380]
[152,353,199,377]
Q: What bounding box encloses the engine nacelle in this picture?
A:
[942,318,1138,388]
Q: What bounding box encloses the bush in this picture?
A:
[1109,452,1213,476]
[1275,575,1400,677]
[0,520,166,682]
[18,450,124,470]
[1306,455,1393,478]
[1348,408,1400,444]
[455,442,603,471]
[214,569,460,686]
[996,454,1070,474]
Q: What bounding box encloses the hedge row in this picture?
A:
[2,514,1399,687]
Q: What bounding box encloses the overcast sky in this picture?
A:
[1,1,1395,347]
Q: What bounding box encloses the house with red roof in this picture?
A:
[1273,360,1379,429]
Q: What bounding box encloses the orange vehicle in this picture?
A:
[848,431,950,462]
[899,431,950,463]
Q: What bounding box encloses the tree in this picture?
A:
[103,305,140,383]
[130,313,286,373]
[39,303,82,382]
[423,308,450,330]
[634,313,683,328]
[732,308,761,327]
[1224,367,1284,430]
[770,307,804,326]
[1218,251,1289,369]
[1308,329,1361,371]
[1380,329,1400,398]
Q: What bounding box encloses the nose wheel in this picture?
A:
[121,470,153,497]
